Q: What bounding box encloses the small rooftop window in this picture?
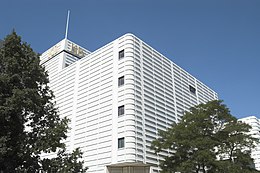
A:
[119,50,124,60]
[189,85,196,94]
[118,76,124,87]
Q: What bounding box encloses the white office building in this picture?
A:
[40,33,218,173]
[239,116,260,170]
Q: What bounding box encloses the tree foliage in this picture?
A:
[0,31,86,172]
[152,100,259,173]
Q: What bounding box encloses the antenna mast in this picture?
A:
[65,10,70,39]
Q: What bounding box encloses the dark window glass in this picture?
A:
[189,85,196,94]
[118,105,124,116]
[119,50,124,60]
[118,137,125,148]
[118,76,124,87]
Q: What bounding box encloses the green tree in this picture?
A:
[0,31,87,172]
[152,100,259,173]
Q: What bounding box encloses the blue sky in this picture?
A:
[1,0,259,119]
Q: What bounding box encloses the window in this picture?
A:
[118,105,124,116]
[119,50,124,60]
[118,137,125,148]
[189,85,196,94]
[118,76,124,87]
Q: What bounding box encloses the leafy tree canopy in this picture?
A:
[0,31,87,172]
[152,100,259,173]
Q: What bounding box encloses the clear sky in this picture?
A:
[1,0,259,119]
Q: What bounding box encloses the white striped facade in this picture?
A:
[239,116,260,171]
[40,33,218,173]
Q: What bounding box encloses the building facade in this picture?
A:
[40,33,218,173]
[239,116,260,171]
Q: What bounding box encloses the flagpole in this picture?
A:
[65,10,70,39]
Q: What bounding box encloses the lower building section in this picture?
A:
[107,163,151,173]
